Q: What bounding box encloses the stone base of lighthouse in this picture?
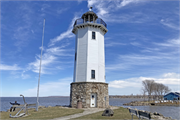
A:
[70,82,109,108]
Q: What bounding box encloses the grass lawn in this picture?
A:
[0,106,84,120]
[73,107,139,119]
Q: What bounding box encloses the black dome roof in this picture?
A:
[81,11,98,20]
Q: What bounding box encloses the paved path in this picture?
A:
[51,107,119,120]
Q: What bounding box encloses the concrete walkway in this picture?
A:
[51,107,119,120]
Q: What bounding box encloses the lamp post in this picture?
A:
[36,19,45,111]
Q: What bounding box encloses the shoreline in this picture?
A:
[123,100,180,107]
[1,102,180,112]
[125,106,175,120]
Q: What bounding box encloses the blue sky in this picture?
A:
[1,0,179,97]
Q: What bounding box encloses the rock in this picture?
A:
[154,112,163,116]
[48,106,52,108]
[102,108,114,116]
[168,117,172,119]
[39,106,45,108]
[150,113,154,116]
[154,112,161,115]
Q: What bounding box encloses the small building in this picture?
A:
[163,92,180,100]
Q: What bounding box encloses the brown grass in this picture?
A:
[0,106,84,120]
[73,107,139,119]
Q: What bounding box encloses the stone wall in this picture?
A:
[70,82,109,108]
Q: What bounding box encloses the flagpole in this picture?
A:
[36,19,45,111]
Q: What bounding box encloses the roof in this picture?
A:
[164,92,180,97]
[81,11,98,20]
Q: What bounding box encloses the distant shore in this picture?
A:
[123,100,180,107]
[0,95,154,98]
[47,96,69,98]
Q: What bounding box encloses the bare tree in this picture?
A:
[142,80,171,101]
[152,83,158,100]
[164,85,171,95]
[142,80,155,101]
[154,83,163,100]
[156,83,170,100]
[141,88,146,101]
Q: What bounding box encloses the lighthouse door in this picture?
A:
[90,93,97,107]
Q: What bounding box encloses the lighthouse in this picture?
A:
[70,7,109,108]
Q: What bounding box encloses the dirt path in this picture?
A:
[51,107,119,120]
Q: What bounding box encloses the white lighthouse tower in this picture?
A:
[70,7,109,108]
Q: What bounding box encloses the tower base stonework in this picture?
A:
[70,82,109,108]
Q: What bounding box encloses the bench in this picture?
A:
[138,111,151,120]
[129,109,138,120]
[129,108,151,120]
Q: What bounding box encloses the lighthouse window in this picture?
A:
[92,32,96,39]
[91,70,95,79]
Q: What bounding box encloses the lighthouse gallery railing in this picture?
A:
[73,18,107,28]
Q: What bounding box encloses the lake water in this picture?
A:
[0,97,179,119]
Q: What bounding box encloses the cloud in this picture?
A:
[31,30,34,34]
[163,73,179,78]
[48,15,78,46]
[106,52,174,71]
[87,0,145,23]
[41,4,50,11]
[109,73,179,89]
[28,46,72,74]
[140,38,179,54]
[88,0,141,15]
[105,42,126,47]
[21,73,30,79]
[154,73,179,85]
[22,77,72,97]
[25,10,79,74]
[106,64,129,71]
[153,38,180,48]
[106,37,179,71]
[57,8,69,14]
[12,3,34,51]
[21,70,30,79]
[88,0,111,17]
[40,4,68,17]
[130,42,141,46]
[160,19,180,30]
[116,0,142,8]
[77,0,83,4]
[109,78,140,88]
[28,54,56,74]
[141,47,161,53]
[0,64,21,70]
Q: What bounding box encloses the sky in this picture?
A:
[0,0,180,97]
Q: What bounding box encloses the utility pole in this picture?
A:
[36,19,45,111]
